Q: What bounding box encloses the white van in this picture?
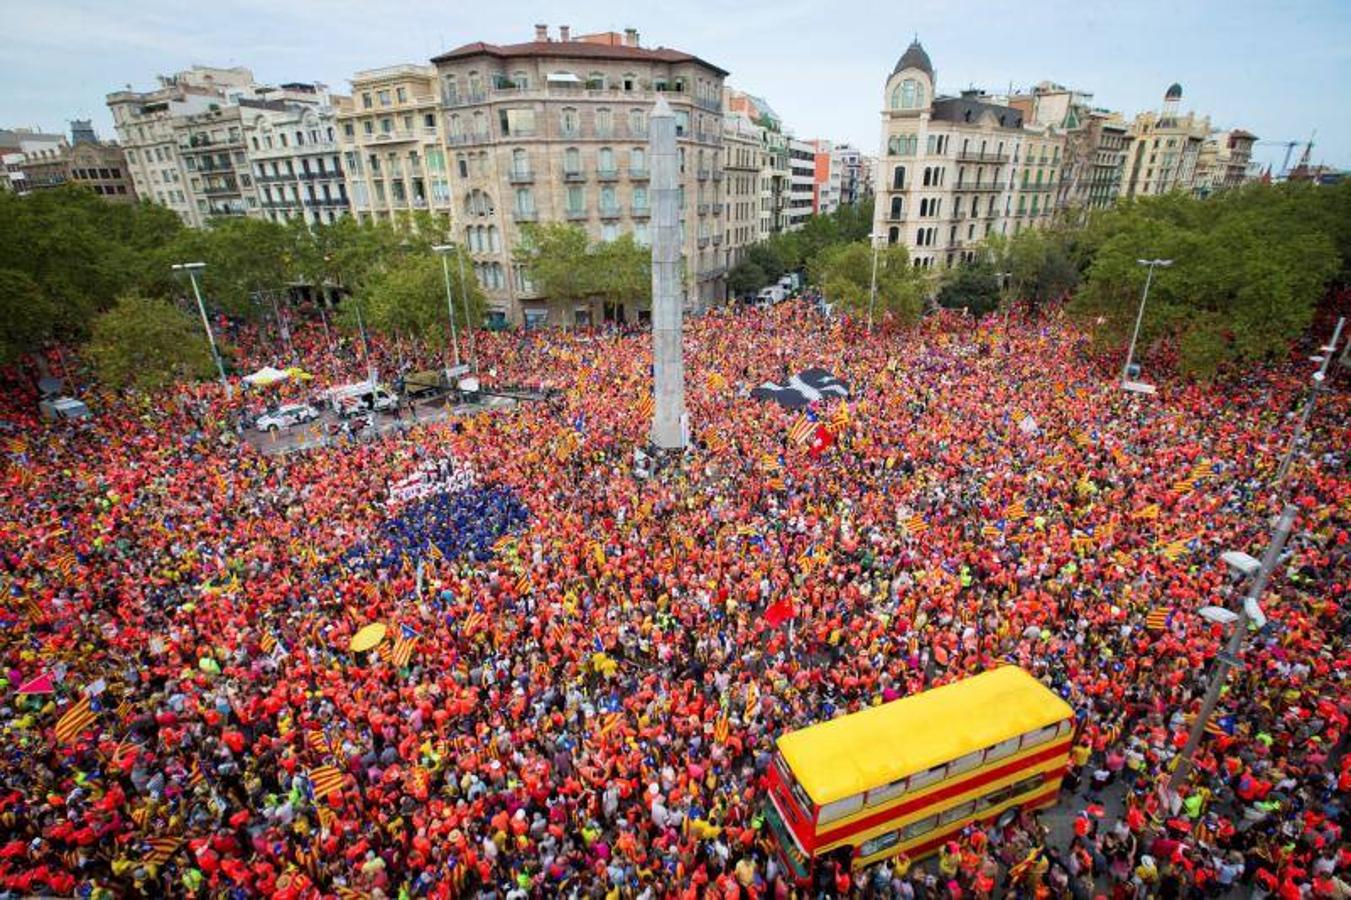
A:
[327,381,398,418]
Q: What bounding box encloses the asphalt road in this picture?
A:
[243,394,518,455]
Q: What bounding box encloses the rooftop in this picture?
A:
[433,38,728,77]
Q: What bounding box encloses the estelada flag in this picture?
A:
[764,599,795,627]
[143,837,182,866]
[55,695,96,744]
[309,765,345,800]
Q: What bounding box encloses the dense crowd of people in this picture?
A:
[1,298,1347,898]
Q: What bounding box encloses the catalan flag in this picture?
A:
[766,476,786,491]
[1145,608,1171,631]
[111,737,140,768]
[1134,504,1160,521]
[55,695,96,744]
[1172,477,1196,495]
[704,431,727,453]
[3,436,27,456]
[760,453,783,474]
[595,712,624,741]
[389,626,418,668]
[316,805,336,833]
[830,402,850,433]
[305,728,331,757]
[587,539,606,566]
[787,414,814,445]
[635,393,654,420]
[309,765,345,800]
[1160,537,1193,561]
[514,571,532,595]
[189,758,205,788]
[259,632,278,655]
[706,371,728,391]
[49,551,78,580]
[1071,429,1091,448]
[130,806,152,830]
[1191,460,1215,480]
[143,836,183,866]
[1072,532,1095,554]
[902,513,928,537]
[981,522,1002,540]
[493,534,516,554]
[462,610,486,636]
[1113,550,1133,569]
[713,714,730,745]
[1005,499,1028,521]
[335,886,370,900]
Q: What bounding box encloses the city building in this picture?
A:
[724,88,789,239]
[430,24,728,324]
[335,64,453,230]
[806,139,841,216]
[1122,83,1210,198]
[1,128,68,194]
[874,40,1066,269]
[243,84,349,225]
[1192,128,1258,197]
[13,121,137,202]
[1007,82,1132,215]
[107,66,258,225]
[722,110,762,269]
[832,144,872,206]
[787,138,815,229]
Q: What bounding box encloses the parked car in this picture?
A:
[38,396,92,421]
[326,381,399,418]
[255,403,320,431]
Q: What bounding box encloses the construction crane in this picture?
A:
[1254,132,1314,178]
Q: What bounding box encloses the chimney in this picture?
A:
[534,24,548,42]
[625,28,640,47]
[559,25,570,42]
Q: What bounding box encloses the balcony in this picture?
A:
[712,234,723,246]
[202,182,240,196]
[697,168,710,181]
[693,131,723,146]
[443,90,488,108]
[956,151,1008,163]
[507,169,534,184]
[596,168,620,182]
[1020,183,1053,193]
[712,169,723,182]
[631,204,650,218]
[693,96,722,113]
[628,167,649,180]
[952,182,993,192]
[697,236,710,248]
[565,208,588,221]
[696,265,727,280]
[598,204,622,220]
[696,203,710,215]
[562,168,586,183]
[513,209,538,223]
[712,203,725,215]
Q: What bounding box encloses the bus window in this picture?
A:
[818,792,864,825]
[859,829,901,857]
[775,755,815,819]
[984,735,1022,763]
[901,814,938,841]
[866,777,908,807]
[1021,720,1067,750]
[906,762,947,793]
[947,748,984,777]
[939,800,976,826]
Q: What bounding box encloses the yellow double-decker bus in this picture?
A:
[763,667,1074,885]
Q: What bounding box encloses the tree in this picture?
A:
[356,250,486,343]
[160,217,297,318]
[811,241,925,325]
[86,294,217,390]
[514,223,596,325]
[591,234,651,312]
[727,260,768,298]
[936,261,1002,316]
[0,269,58,367]
[1004,227,1080,314]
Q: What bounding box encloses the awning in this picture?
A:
[242,366,290,387]
[546,72,582,84]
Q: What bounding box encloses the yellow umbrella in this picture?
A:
[350,623,387,653]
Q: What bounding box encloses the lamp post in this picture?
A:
[454,245,478,372]
[431,244,463,369]
[1121,258,1171,387]
[866,232,883,331]
[171,262,230,396]
[998,270,1013,342]
[1164,504,1297,797]
[1275,316,1345,484]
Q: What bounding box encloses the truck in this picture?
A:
[326,381,398,418]
[756,285,786,306]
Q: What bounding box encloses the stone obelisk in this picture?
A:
[648,95,687,450]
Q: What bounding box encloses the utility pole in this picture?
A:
[455,245,479,372]
[1276,316,1344,484]
[1122,258,1171,384]
[172,262,230,396]
[431,245,463,369]
[1165,505,1296,796]
[866,233,881,331]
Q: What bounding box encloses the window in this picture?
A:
[630,147,646,172]
[947,748,985,778]
[938,800,976,826]
[501,108,536,137]
[674,111,689,137]
[566,185,584,212]
[866,775,909,807]
[600,185,617,210]
[512,148,529,175]
[892,78,923,110]
[601,223,618,242]
[587,71,606,90]
[564,147,581,174]
[859,830,901,858]
[511,70,528,89]
[889,196,903,219]
[362,93,372,109]
[892,166,905,190]
[984,735,1021,764]
[906,762,946,792]
[632,186,648,209]
[377,90,391,107]
[901,815,938,841]
[596,108,613,136]
[515,187,534,213]
[598,147,615,173]
[629,109,646,136]
[560,108,579,136]
[396,86,407,103]
[1021,719,1069,750]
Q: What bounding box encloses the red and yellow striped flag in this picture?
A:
[1005,499,1028,521]
[1145,609,1170,631]
[1134,503,1160,521]
[317,805,336,833]
[787,414,814,445]
[902,514,928,537]
[143,836,182,866]
[309,765,345,800]
[713,714,730,745]
[389,634,417,669]
[635,394,654,420]
[55,696,96,744]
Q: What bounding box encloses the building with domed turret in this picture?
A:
[1121,83,1210,198]
[872,39,1066,270]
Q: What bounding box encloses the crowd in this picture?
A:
[0,298,1348,899]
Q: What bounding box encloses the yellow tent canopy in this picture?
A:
[350,623,387,653]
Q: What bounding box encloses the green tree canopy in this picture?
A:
[86,294,217,390]
[936,260,1002,316]
[354,250,486,343]
[591,234,651,311]
[810,241,925,325]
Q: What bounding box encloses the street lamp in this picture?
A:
[454,245,479,372]
[997,271,1013,340]
[431,244,463,370]
[171,262,230,396]
[1275,316,1345,484]
[1164,505,1297,798]
[866,232,883,331]
[1121,258,1172,392]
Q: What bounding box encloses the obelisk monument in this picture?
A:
[648,95,687,449]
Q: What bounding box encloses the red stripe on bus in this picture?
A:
[809,738,1071,851]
